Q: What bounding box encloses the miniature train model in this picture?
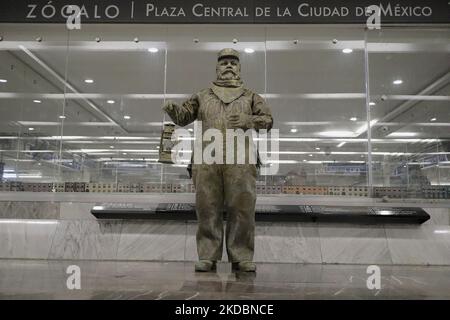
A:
[0,181,449,199]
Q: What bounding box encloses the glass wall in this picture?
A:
[0,24,448,199]
[367,28,450,199]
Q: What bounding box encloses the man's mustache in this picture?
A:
[220,69,237,75]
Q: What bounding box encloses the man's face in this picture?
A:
[216,57,240,81]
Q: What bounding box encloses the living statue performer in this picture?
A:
[163,48,273,272]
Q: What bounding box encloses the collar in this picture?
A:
[211,84,246,104]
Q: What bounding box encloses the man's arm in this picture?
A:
[248,93,273,131]
[163,94,199,127]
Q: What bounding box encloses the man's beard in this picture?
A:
[217,70,240,81]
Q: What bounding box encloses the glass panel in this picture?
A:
[368,28,450,199]
[0,38,69,190]
[61,26,167,191]
[265,26,368,196]
[2,24,447,201]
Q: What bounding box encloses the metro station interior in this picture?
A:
[0,23,449,299]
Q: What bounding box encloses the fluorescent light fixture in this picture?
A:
[388,132,417,137]
[337,142,346,148]
[92,206,104,211]
[266,160,297,164]
[0,79,7,83]
[430,118,436,122]
[315,147,320,150]
[308,154,313,157]
[123,115,131,120]
[244,48,255,53]
[59,115,66,119]
[350,117,357,121]
[342,48,353,53]
[290,128,298,133]
[84,79,94,84]
[3,173,42,178]
[0,220,58,225]
[319,131,354,137]
[109,145,114,149]
[123,153,127,155]
[28,127,34,131]
[33,99,42,103]
[107,100,115,104]
[188,128,194,132]
[354,119,378,136]
[434,230,450,234]
[393,79,403,85]
[369,102,376,106]
[148,48,159,53]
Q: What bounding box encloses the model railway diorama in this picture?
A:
[0,181,449,199]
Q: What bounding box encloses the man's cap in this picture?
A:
[217,48,239,61]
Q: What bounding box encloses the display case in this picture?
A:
[0,24,449,200]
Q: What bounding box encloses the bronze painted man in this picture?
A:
[163,48,273,272]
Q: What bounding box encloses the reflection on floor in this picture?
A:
[1,259,450,299]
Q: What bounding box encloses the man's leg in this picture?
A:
[223,164,257,265]
[192,164,224,262]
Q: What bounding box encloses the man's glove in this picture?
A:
[226,113,253,130]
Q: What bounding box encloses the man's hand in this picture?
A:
[162,100,178,113]
[227,113,253,130]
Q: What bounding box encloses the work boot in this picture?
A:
[195,260,217,272]
[232,261,256,272]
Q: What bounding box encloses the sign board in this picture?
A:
[0,0,448,24]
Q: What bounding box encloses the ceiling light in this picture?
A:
[315,147,320,150]
[188,128,194,132]
[109,145,114,149]
[354,119,378,136]
[388,132,417,137]
[84,79,94,84]
[28,127,35,131]
[33,100,42,103]
[290,128,298,133]
[319,131,354,137]
[148,48,158,53]
[123,115,131,120]
[123,153,127,155]
[393,79,403,85]
[107,100,115,104]
[244,48,255,53]
[309,154,313,157]
[434,230,450,234]
[430,118,437,122]
[59,115,66,119]
[350,117,357,121]
[369,102,376,106]
[342,48,353,53]
[303,159,307,162]
[0,79,7,83]
[337,142,346,148]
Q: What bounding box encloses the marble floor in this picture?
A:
[1,259,450,299]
